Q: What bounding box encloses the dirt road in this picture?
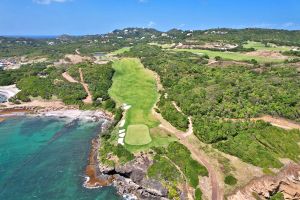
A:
[79,68,93,104]
[62,70,93,104]
[153,109,223,200]
[225,115,300,130]
[62,72,78,83]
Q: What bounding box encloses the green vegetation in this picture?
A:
[66,62,116,109]
[195,188,203,200]
[109,58,159,128]
[173,48,284,63]
[224,175,237,185]
[243,41,291,51]
[270,192,284,200]
[110,47,131,55]
[148,142,207,198]
[166,142,208,188]
[125,124,152,145]
[157,96,188,131]
[124,44,300,168]
[125,128,177,152]
[148,155,182,183]
[0,62,115,109]
[99,137,135,166]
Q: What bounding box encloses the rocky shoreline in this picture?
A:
[84,137,172,200]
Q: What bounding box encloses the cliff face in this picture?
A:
[99,152,170,200]
[228,164,300,200]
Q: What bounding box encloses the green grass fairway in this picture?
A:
[173,48,284,63]
[125,124,152,145]
[243,41,291,51]
[110,47,131,55]
[109,58,159,128]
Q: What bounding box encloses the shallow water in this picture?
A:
[0,94,7,103]
[0,117,121,200]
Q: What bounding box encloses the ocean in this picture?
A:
[0,116,121,200]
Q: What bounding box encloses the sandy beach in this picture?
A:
[0,85,20,102]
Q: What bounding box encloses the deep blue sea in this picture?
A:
[0,117,121,200]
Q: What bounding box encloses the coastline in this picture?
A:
[0,100,112,122]
[83,137,114,189]
[0,99,116,193]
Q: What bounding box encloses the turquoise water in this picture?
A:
[0,94,6,103]
[0,117,121,200]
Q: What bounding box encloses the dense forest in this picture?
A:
[123,44,300,168]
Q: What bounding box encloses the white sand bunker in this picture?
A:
[0,85,20,102]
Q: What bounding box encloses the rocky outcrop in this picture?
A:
[99,153,170,200]
[228,164,300,200]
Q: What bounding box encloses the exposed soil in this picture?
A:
[62,69,93,104]
[79,68,93,104]
[227,164,300,200]
[62,72,78,83]
[152,108,223,200]
[225,115,300,130]
[245,50,288,59]
[208,60,252,67]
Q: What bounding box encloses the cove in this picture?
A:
[0,116,121,200]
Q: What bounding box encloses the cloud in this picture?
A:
[33,0,70,5]
[148,21,156,27]
[282,22,295,28]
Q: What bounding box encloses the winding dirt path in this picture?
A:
[79,68,93,104]
[153,109,222,200]
[62,72,78,83]
[163,156,194,200]
[150,67,222,200]
[62,69,93,104]
[225,115,300,130]
[172,101,193,137]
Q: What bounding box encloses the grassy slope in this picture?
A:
[172,48,284,63]
[243,41,291,51]
[109,58,177,150]
[110,58,159,127]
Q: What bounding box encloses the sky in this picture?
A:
[0,0,300,35]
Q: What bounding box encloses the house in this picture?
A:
[0,62,4,70]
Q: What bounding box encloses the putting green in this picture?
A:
[125,124,152,145]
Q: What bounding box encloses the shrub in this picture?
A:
[224,175,237,185]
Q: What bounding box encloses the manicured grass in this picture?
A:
[125,128,178,152]
[243,41,291,51]
[110,47,131,55]
[109,58,159,128]
[125,124,152,145]
[172,48,284,63]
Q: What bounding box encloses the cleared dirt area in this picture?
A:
[245,50,288,60]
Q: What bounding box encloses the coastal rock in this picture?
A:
[228,164,300,200]
[99,153,170,200]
